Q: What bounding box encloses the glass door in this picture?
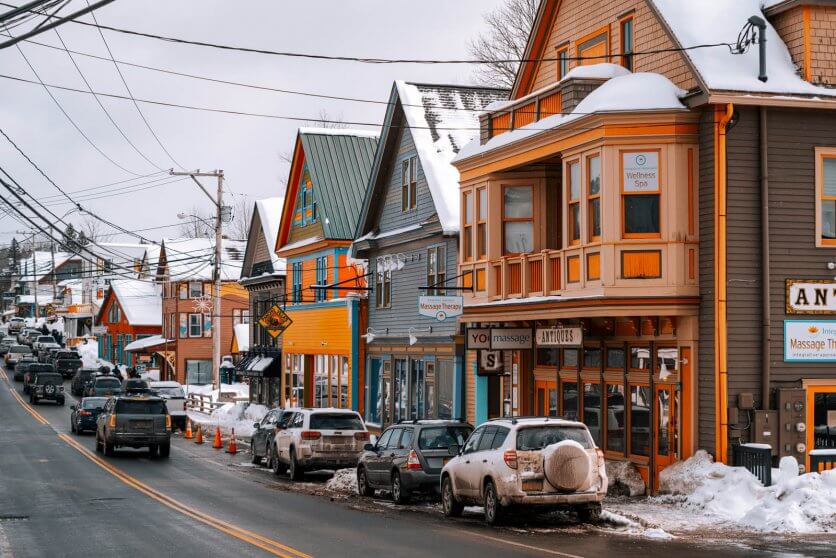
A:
[535,380,557,417]
[653,384,678,488]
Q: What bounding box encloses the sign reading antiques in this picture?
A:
[622,151,659,192]
[535,327,583,347]
[784,320,836,362]
[418,295,464,322]
[258,304,293,338]
[786,280,836,315]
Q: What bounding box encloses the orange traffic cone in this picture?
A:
[184,418,194,440]
[212,426,223,449]
[226,428,238,454]
[194,425,204,445]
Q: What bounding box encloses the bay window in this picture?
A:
[567,161,581,245]
[502,186,534,254]
[622,151,661,238]
[463,191,473,261]
[587,155,601,241]
[477,187,487,259]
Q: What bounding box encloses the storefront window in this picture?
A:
[290,355,304,407]
[583,383,602,446]
[367,359,381,424]
[657,347,678,380]
[503,186,534,254]
[394,359,408,423]
[536,348,560,367]
[410,360,426,419]
[381,361,392,426]
[606,347,625,369]
[813,392,836,449]
[562,348,579,369]
[185,360,212,385]
[657,388,671,455]
[314,355,328,408]
[583,346,602,369]
[606,384,626,453]
[437,360,454,420]
[340,357,349,409]
[562,381,578,419]
[630,385,651,456]
[630,346,651,370]
[425,362,436,419]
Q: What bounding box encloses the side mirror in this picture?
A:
[253,423,260,430]
[363,443,376,452]
[447,444,460,457]
[70,405,77,411]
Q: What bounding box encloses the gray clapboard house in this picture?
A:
[352,81,507,429]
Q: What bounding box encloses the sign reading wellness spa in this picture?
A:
[784,320,836,362]
[623,151,660,192]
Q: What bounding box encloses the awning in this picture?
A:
[241,355,280,378]
[125,335,172,352]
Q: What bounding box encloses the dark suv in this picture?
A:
[54,351,83,379]
[95,396,171,457]
[85,375,123,397]
[12,356,39,381]
[357,420,473,504]
[29,371,65,405]
[71,368,98,396]
[250,408,293,465]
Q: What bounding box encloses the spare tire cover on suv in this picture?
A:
[542,440,592,493]
[43,383,57,395]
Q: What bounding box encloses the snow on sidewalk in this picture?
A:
[188,400,267,439]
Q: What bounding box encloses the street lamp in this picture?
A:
[177,212,213,238]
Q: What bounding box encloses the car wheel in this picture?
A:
[149,444,159,458]
[270,445,285,475]
[30,394,37,405]
[483,480,504,526]
[95,434,102,453]
[392,471,410,505]
[357,467,374,497]
[441,476,463,518]
[158,443,170,458]
[104,440,115,457]
[577,503,602,524]
[289,449,303,481]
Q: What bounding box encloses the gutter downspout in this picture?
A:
[760,107,771,411]
[715,103,734,463]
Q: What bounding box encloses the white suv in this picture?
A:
[272,408,369,481]
[440,417,608,525]
[150,381,187,430]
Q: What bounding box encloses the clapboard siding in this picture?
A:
[697,108,716,452]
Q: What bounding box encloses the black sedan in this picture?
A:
[71,397,109,434]
[250,409,292,465]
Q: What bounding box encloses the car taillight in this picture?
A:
[165,415,172,429]
[109,414,116,428]
[503,450,518,469]
[406,450,422,470]
[354,432,370,441]
[183,401,187,411]
[301,431,321,440]
[79,410,91,416]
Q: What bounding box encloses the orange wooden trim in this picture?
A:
[815,147,836,247]
[620,147,663,240]
[586,252,601,281]
[576,24,611,57]
[539,91,563,119]
[491,112,511,137]
[512,0,562,99]
[621,250,662,279]
[514,102,537,128]
[688,248,695,280]
[475,268,486,292]
[277,137,305,250]
[806,384,836,472]
[802,6,812,82]
[687,147,695,236]
[680,346,693,459]
[555,45,569,80]
[567,255,581,283]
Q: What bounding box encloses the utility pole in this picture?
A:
[17,231,38,319]
[171,170,227,389]
[50,239,56,301]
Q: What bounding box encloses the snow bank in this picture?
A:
[206,401,268,438]
[326,468,358,495]
[659,450,836,533]
[76,339,122,375]
[184,382,249,402]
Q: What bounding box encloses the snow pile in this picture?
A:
[601,510,674,540]
[659,450,836,533]
[76,338,120,374]
[207,402,269,438]
[184,382,249,402]
[326,468,358,495]
[606,459,646,496]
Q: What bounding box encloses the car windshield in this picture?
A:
[516,425,593,450]
[37,336,54,342]
[56,353,79,360]
[309,413,364,431]
[10,346,31,353]
[115,400,166,414]
[35,374,62,384]
[417,426,473,450]
[95,378,121,388]
[153,386,184,398]
[82,398,108,410]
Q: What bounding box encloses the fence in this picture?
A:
[186,393,224,415]
[810,450,836,473]
[732,444,773,487]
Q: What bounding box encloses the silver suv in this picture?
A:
[271,408,369,481]
[440,417,608,525]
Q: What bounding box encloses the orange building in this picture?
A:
[95,279,162,369]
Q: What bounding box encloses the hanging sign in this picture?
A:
[536,327,583,347]
[478,350,504,375]
[258,304,293,338]
[490,328,533,350]
[467,328,491,350]
[786,280,836,314]
[784,320,836,362]
[418,296,464,322]
[622,151,659,192]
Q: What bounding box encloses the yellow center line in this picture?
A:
[455,530,586,558]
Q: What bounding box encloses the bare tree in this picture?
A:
[468,0,540,89]
[229,195,253,241]
[177,206,214,239]
[80,217,103,243]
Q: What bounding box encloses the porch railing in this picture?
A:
[490,250,563,300]
[810,449,836,473]
[732,444,773,486]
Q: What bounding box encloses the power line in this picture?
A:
[0,0,116,50]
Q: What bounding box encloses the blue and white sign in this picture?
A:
[784,320,836,362]
[418,296,463,322]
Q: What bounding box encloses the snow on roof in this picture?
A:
[395,81,508,234]
[254,197,286,274]
[161,237,246,281]
[456,72,687,162]
[651,0,836,97]
[298,127,380,138]
[233,323,249,352]
[356,223,423,243]
[18,251,77,282]
[109,279,161,326]
[125,334,171,352]
[278,235,324,253]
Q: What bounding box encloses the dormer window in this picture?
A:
[295,168,317,226]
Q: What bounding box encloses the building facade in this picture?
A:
[95,279,162,369]
[276,129,378,411]
[352,81,507,431]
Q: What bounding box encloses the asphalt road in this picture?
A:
[1,367,834,558]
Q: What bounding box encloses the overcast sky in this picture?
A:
[0,0,505,247]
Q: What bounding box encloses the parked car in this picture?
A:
[29,370,65,406]
[12,356,39,381]
[149,381,186,430]
[70,368,99,397]
[440,418,607,525]
[251,408,295,466]
[8,317,25,333]
[0,338,16,355]
[38,345,62,363]
[358,421,473,504]
[19,329,41,346]
[5,344,33,367]
[53,350,83,379]
[23,363,57,394]
[95,395,171,457]
[70,397,109,434]
[271,408,369,480]
[122,378,150,395]
[84,375,123,397]
[33,335,57,352]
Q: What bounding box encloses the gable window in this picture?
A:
[620,16,634,71]
[463,191,473,261]
[295,168,317,226]
[556,44,569,80]
[502,186,534,254]
[178,283,187,300]
[577,27,609,66]
[401,156,418,211]
[291,262,303,303]
[427,245,447,296]
[588,155,601,242]
[567,161,581,245]
[108,303,121,323]
[477,187,487,259]
[375,260,391,308]
[622,151,661,238]
[314,256,328,302]
[817,149,836,245]
[188,281,202,299]
[188,313,202,338]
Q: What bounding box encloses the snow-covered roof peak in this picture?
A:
[298,127,379,139]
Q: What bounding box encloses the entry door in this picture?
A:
[535,381,557,417]
[653,384,678,485]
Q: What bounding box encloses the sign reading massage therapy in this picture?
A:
[623,151,659,192]
[418,296,463,322]
[785,320,836,362]
[786,279,836,314]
